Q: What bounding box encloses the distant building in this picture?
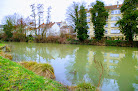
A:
[39,22,60,37]
[86,4,138,41]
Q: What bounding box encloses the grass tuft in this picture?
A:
[20,61,55,79]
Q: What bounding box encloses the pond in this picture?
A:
[7,42,138,91]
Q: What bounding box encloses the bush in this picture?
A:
[27,35,35,42]
[77,82,95,90]
[106,40,122,46]
[46,36,60,43]
[12,33,26,42]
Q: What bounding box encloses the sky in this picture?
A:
[0,0,124,25]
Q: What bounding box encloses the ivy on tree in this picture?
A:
[77,4,89,41]
[90,0,109,40]
[3,17,14,41]
[116,0,138,42]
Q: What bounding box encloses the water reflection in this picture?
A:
[8,42,138,91]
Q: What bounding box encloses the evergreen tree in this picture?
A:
[3,17,14,40]
[116,0,138,42]
[90,1,108,40]
[77,4,89,41]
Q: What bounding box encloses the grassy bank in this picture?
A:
[0,43,6,49]
[0,43,5,47]
[0,56,67,90]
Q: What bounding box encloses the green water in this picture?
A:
[7,42,138,91]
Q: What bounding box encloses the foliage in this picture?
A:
[12,33,27,42]
[77,4,89,41]
[77,82,95,90]
[0,56,67,90]
[90,0,109,40]
[105,40,136,47]
[3,17,14,41]
[66,2,89,41]
[66,2,79,31]
[27,35,35,42]
[15,18,26,34]
[116,0,138,41]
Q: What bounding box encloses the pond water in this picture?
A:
[7,42,138,91]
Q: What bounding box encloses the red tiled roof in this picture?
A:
[87,4,123,12]
[39,22,55,28]
[60,26,68,29]
[105,4,123,10]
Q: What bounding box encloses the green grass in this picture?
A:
[0,56,67,91]
[0,43,5,47]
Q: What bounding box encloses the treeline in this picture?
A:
[0,3,48,42]
[0,0,137,43]
[66,0,137,42]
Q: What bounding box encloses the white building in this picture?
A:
[39,22,61,37]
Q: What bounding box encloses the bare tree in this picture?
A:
[46,6,52,24]
[30,4,37,35]
[66,2,80,31]
[37,4,44,35]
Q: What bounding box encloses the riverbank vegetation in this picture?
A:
[0,45,96,90]
[20,61,55,79]
[0,56,67,90]
[0,56,96,91]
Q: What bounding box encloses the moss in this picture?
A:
[0,56,67,91]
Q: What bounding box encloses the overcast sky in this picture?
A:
[0,0,124,24]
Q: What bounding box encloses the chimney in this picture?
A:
[117,1,119,8]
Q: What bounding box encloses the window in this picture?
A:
[96,12,98,16]
[87,13,90,17]
[111,16,121,21]
[111,23,119,27]
[87,24,90,28]
[111,10,121,14]
[105,30,108,34]
[87,18,90,22]
[87,30,90,34]
[111,29,120,34]
[111,17,116,21]
[105,24,108,28]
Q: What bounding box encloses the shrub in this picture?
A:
[12,33,26,42]
[77,82,95,90]
[46,36,60,43]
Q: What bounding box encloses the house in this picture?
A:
[60,26,70,34]
[60,25,75,35]
[39,22,60,37]
[57,21,75,35]
[56,21,67,28]
[86,3,138,40]
[0,25,4,34]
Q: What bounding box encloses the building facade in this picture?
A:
[87,4,138,40]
